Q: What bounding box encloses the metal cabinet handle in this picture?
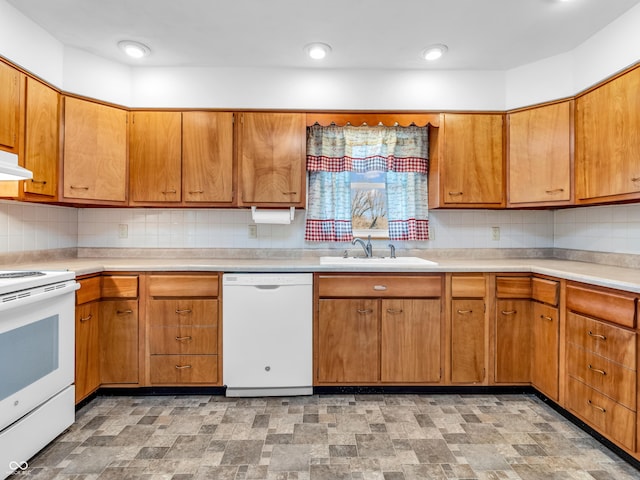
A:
[457,309,473,314]
[501,310,517,315]
[80,314,92,322]
[545,188,564,194]
[175,336,192,341]
[357,309,373,314]
[162,189,177,194]
[540,315,553,321]
[70,185,88,190]
[386,308,403,314]
[282,191,297,195]
[189,190,204,194]
[116,309,133,315]
[175,365,192,370]
[175,309,192,314]
[632,177,640,182]
[31,179,47,185]
[587,400,606,413]
[373,285,387,291]
[588,331,606,341]
[448,191,463,196]
[588,364,606,376]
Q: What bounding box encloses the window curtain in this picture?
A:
[305,124,430,242]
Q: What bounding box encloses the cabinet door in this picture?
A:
[317,299,379,383]
[508,101,572,206]
[442,114,504,206]
[63,97,128,202]
[23,78,58,197]
[75,302,100,403]
[237,112,306,206]
[100,300,139,384]
[381,299,441,383]
[495,299,531,383]
[575,66,640,202]
[130,111,182,203]
[182,111,234,204]
[0,61,22,152]
[532,302,559,400]
[451,299,486,383]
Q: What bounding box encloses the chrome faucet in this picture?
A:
[352,235,373,258]
[388,243,396,258]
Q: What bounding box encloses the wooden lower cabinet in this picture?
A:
[495,299,531,383]
[100,300,139,384]
[150,355,218,384]
[75,301,100,403]
[531,302,559,400]
[451,299,486,384]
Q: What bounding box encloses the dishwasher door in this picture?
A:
[222,273,313,397]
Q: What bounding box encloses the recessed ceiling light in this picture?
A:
[304,43,332,60]
[422,44,448,61]
[118,40,151,59]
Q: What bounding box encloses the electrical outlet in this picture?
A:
[118,224,128,239]
[428,226,434,240]
[491,226,500,241]
[248,224,258,239]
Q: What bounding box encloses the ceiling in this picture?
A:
[7,0,640,70]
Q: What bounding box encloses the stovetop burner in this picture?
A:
[0,271,45,279]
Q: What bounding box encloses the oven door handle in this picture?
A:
[0,281,80,313]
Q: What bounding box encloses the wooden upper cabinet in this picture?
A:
[575,66,640,203]
[63,96,128,203]
[508,101,572,206]
[439,113,504,207]
[182,111,234,204]
[23,78,59,198]
[236,112,306,207]
[129,111,182,204]
[0,61,22,153]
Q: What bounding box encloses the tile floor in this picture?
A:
[19,393,640,479]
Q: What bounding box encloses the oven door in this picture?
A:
[0,281,77,432]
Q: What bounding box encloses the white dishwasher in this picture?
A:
[222,273,313,397]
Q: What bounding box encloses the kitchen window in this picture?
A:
[305,124,430,242]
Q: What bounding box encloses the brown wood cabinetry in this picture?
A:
[564,282,637,451]
[146,274,220,385]
[236,112,306,207]
[182,111,234,204]
[0,60,22,154]
[315,274,443,385]
[434,113,504,208]
[62,96,128,203]
[129,111,182,204]
[575,65,640,204]
[495,299,531,383]
[74,287,100,403]
[507,100,572,206]
[531,277,560,400]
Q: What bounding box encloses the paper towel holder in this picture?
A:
[251,206,295,224]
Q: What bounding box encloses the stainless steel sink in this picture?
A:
[319,256,438,266]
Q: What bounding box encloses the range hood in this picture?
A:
[0,150,32,181]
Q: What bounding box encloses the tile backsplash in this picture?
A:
[2,200,640,257]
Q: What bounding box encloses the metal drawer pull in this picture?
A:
[386,308,403,314]
[540,315,553,321]
[116,309,133,315]
[545,188,564,194]
[587,400,606,413]
[632,177,640,182]
[457,309,473,314]
[588,365,606,376]
[175,309,192,314]
[80,314,92,322]
[70,185,88,189]
[175,365,192,370]
[587,331,606,341]
[188,190,204,194]
[373,285,387,291]
[162,189,177,194]
[448,191,463,196]
[501,310,517,315]
[175,336,192,341]
[31,179,47,185]
[357,309,373,314]
[282,191,297,195]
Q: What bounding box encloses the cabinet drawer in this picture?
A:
[451,275,485,298]
[567,283,636,328]
[567,312,636,369]
[102,275,138,298]
[496,276,532,298]
[567,343,636,410]
[149,326,217,355]
[148,274,219,297]
[566,377,635,451]
[532,277,559,306]
[149,355,218,384]
[76,276,101,304]
[317,275,441,298]
[148,299,217,326]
